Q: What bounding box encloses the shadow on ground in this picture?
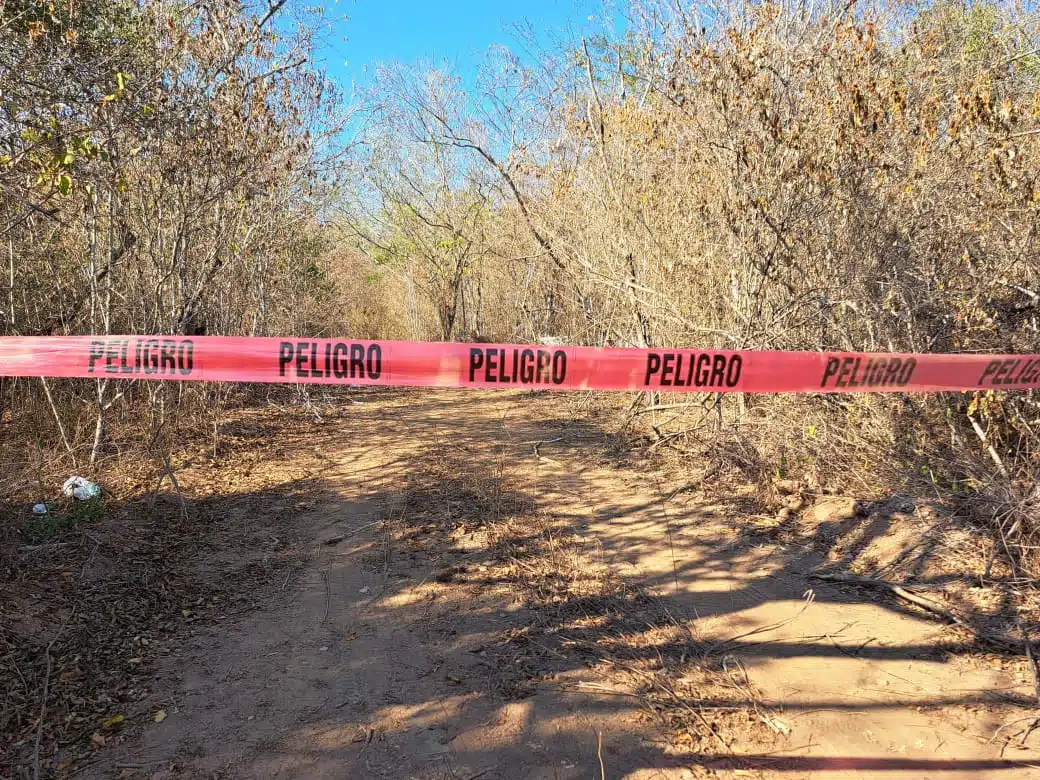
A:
[9,390,1036,779]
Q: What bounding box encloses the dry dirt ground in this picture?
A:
[6,389,1040,779]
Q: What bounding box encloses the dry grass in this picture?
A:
[393,450,778,753]
[0,401,342,778]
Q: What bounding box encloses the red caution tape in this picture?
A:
[0,336,1038,393]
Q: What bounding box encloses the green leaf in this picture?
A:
[57,174,72,196]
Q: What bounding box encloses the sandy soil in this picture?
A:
[63,390,1040,779]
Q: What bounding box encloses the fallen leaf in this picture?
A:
[181,609,191,617]
[103,714,126,729]
[91,732,106,748]
[346,632,357,641]
[153,710,167,723]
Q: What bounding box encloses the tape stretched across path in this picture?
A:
[0,336,1038,393]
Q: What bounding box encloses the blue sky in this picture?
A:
[307,0,618,96]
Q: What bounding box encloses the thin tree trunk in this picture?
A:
[40,378,74,455]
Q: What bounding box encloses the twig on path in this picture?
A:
[1020,618,1040,705]
[597,730,606,780]
[811,571,961,620]
[347,727,375,769]
[655,476,681,594]
[991,716,1040,741]
[1014,618,1040,747]
[531,437,563,458]
[463,767,497,780]
[570,681,643,699]
[810,572,1021,653]
[365,521,394,607]
[334,519,388,543]
[321,568,330,625]
[967,414,1011,481]
[34,608,75,780]
[708,590,815,655]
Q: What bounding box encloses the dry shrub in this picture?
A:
[348,0,1039,575]
[0,0,349,476]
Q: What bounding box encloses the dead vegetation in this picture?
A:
[0,402,344,778]
[343,0,1039,584]
[380,410,1040,765]
[391,451,789,755]
[4,389,1038,777]
[2,0,1040,775]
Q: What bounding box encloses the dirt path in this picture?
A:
[85,391,1039,779]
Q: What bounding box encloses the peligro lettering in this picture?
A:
[88,338,194,375]
[977,358,1040,387]
[820,355,916,389]
[278,341,382,379]
[468,347,567,385]
[643,352,742,389]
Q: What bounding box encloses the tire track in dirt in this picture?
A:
[86,391,1039,779]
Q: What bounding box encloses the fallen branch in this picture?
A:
[605,658,731,751]
[967,414,1011,481]
[709,590,816,656]
[531,437,563,458]
[810,572,1020,653]
[321,568,330,625]
[1020,619,1040,705]
[158,450,188,520]
[364,523,393,607]
[34,609,75,780]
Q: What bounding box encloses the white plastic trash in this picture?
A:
[32,503,48,515]
[63,476,101,501]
